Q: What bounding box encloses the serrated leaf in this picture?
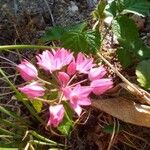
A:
[61,30,101,53]
[112,16,139,42]
[136,60,150,90]
[40,22,87,42]
[112,16,150,67]
[41,26,65,42]
[120,0,150,17]
[31,100,43,113]
[117,48,132,68]
[105,0,150,17]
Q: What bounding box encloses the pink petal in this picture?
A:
[57,72,70,86]
[78,98,91,106]
[73,85,92,97]
[91,79,113,95]
[17,59,38,81]
[62,86,72,99]
[36,50,54,71]
[76,52,85,64]
[88,66,107,81]
[70,103,82,116]
[48,104,65,127]
[18,82,45,98]
[67,62,76,75]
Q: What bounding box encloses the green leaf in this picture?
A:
[61,30,101,53]
[31,100,43,113]
[105,0,150,17]
[136,60,150,90]
[30,131,63,146]
[105,0,117,17]
[119,0,150,17]
[40,22,101,54]
[0,68,43,123]
[40,22,87,42]
[57,102,73,135]
[41,26,66,42]
[57,118,72,136]
[133,39,150,60]
[117,48,132,68]
[112,16,139,42]
[112,16,150,67]
[93,0,106,19]
[112,16,138,66]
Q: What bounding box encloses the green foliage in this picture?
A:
[112,16,139,41]
[41,22,87,42]
[61,29,100,53]
[136,60,150,90]
[112,16,150,67]
[31,100,43,113]
[58,102,73,135]
[0,68,43,123]
[92,0,106,19]
[118,0,150,17]
[41,22,101,54]
[105,0,150,17]
[117,47,132,68]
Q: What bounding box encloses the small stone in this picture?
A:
[86,0,98,8]
[104,16,113,26]
[68,1,79,16]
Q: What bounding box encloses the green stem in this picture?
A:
[0,45,54,51]
[0,68,43,123]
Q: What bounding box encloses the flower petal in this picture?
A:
[48,105,65,127]
[91,79,113,95]
[88,66,106,81]
[57,72,70,86]
[17,59,38,81]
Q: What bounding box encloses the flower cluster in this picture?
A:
[17,48,113,127]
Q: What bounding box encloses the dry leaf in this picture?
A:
[92,97,150,127]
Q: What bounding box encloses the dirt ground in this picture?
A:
[0,0,150,150]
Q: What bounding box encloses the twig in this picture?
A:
[43,0,55,26]
[107,118,116,150]
[97,52,150,104]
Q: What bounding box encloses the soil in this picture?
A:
[0,0,150,150]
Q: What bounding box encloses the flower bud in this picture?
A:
[90,79,113,95]
[19,82,45,98]
[47,105,65,127]
[17,59,38,81]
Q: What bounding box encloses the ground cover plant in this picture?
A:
[0,0,150,149]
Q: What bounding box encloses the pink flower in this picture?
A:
[19,82,45,98]
[36,48,73,72]
[63,84,92,116]
[57,72,70,86]
[88,66,107,81]
[17,59,38,81]
[36,50,54,71]
[67,62,76,75]
[75,53,94,74]
[90,79,113,95]
[53,48,73,68]
[47,104,65,127]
